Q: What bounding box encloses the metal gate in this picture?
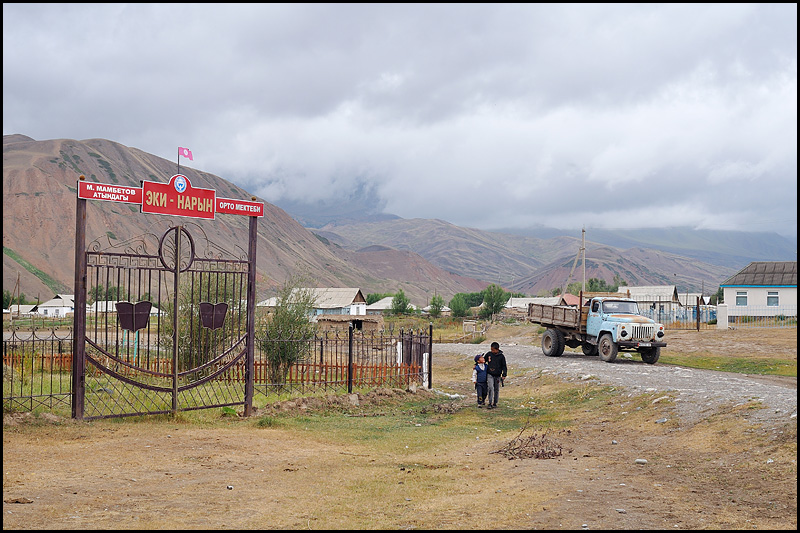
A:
[73,222,256,419]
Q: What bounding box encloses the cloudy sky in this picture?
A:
[4,3,797,238]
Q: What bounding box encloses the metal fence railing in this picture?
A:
[724,305,797,330]
[3,327,432,416]
[2,327,74,413]
[638,306,718,330]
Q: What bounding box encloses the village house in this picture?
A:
[677,293,707,307]
[257,288,367,317]
[365,296,419,315]
[7,303,39,317]
[36,294,75,317]
[720,261,797,318]
[421,304,451,317]
[624,286,681,315]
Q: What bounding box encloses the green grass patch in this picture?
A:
[659,354,796,377]
[2,246,68,294]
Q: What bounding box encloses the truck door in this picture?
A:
[585,299,604,339]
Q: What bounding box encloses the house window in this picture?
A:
[735,291,747,306]
[767,291,779,307]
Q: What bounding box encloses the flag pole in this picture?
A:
[177,148,180,175]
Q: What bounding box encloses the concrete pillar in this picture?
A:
[716,303,728,330]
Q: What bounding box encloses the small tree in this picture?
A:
[449,294,470,318]
[428,294,445,318]
[258,275,317,387]
[709,287,723,305]
[366,292,394,305]
[479,284,508,319]
[391,289,411,315]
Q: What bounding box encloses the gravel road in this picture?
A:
[437,343,797,427]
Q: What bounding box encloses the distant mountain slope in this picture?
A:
[315,220,738,295]
[511,245,733,296]
[494,226,797,269]
[2,135,487,305]
[6,134,775,305]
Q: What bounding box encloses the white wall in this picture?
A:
[723,286,797,317]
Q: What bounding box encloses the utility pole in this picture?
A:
[581,227,586,296]
[10,273,20,325]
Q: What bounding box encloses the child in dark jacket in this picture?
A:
[472,354,488,407]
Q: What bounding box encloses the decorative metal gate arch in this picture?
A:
[73,175,260,420]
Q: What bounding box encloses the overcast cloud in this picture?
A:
[3,3,797,238]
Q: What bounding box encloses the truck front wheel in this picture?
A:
[581,343,598,356]
[598,334,618,362]
[640,347,660,364]
[542,328,565,357]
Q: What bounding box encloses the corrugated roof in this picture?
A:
[256,288,365,309]
[505,297,560,308]
[366,296,395,310]
[311,288,366,308]
[625,286,679,301]
[38,295,75,307]
[677,293,706,306]
[721,261,797,287]
[365,296,418,311]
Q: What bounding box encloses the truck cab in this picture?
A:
[585,297,666,363]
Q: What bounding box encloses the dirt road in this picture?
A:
[3,328,797,530]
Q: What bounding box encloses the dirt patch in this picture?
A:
[3,328,797,530]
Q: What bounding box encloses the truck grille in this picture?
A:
[628,324,655,341]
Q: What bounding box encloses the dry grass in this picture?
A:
[3,326,797,530]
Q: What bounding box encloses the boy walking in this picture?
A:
[484,342,507,409]
[471,354,488,407]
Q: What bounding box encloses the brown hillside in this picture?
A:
[2,136,487,305]
[318,220,736,295]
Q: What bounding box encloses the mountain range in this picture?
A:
[4,135,796,307]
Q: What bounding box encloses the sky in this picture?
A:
[3,3,797,239]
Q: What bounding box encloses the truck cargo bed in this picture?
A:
[528,303,581,329]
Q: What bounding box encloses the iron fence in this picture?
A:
[2,327,74,413]
[724,305,797,330]
[638,306,718,330]
[3,326,431,415]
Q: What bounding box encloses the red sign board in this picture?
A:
[76,175,264,219]
[141,175,216,220]
[78,181,143,204]
[216,197,265,217]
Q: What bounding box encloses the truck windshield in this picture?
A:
[601,300,639,314]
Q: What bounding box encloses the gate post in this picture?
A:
[347,323,354,393]
[72,176,88,419]
[427,322,433,389]
[171,226,181,415]
[696,296,701,331]
[244,214,258,416]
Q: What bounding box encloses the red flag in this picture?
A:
[178,147,193,161]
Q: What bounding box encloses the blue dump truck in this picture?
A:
[527,295,666,364]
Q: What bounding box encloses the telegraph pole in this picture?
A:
[581,227,586,295]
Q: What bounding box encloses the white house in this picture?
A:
[366,296,394,315]
[365,296,418,315]
[257,288,367,317]
[36,294,75,317]
[505,297,561,311]
[720,261,797,317]
[421,304,451,316]
[88,300,120,314]
[88,300,162,316]
[625,286,681,314]
[677,293,707,307]
[7,303,39,316]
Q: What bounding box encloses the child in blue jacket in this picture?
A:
[472,354,488,407]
